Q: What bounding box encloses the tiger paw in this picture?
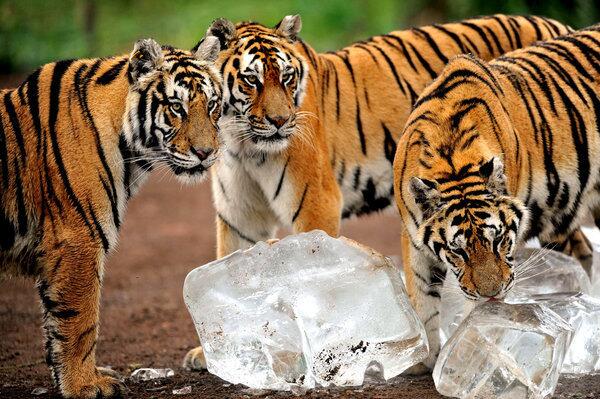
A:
[61,371,125,399]
[183,346,207,371]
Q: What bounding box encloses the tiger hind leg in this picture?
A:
[39,236,124,398]
[400,230,445,374]
[540,228,593,277]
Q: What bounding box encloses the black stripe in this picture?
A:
[413,28,449,63]
[382,123,396,164]
[0,210,15,250]
[4,92,26,163]
[96,58,127,85]
[525,16,543,41]
[13,158,28,235]
[0,103,9,188]
[356,100,366,155]
[81,340,96,363]
[491,16,515,50]
[48,60,97,241]
[74,63,120,229]
[353,166,361,190]
[461,22,495,55]
[217,213,257,244]
[292,184,309,223]
[24,69,43,151]
[273,157,289,200]
[87,200,109,252]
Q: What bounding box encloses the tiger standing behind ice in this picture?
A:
[0,36,222,397]
[394,25,600,371]
[184,14,574,370]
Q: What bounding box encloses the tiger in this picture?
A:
[393,24,600,371]
[0,35,222,397]
[183,14,572,370]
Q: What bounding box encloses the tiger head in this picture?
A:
[123,37,222,183]
[409,157,529,300]
[205,15,309,154]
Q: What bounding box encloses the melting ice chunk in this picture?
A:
[439,248,591,345]
[529,293,600,374]
[507,248,591,301]
[433,302,572,399]
[183,231,428,391]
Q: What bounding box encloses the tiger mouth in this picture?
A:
[170,162,207,176]
[250,132,290,143]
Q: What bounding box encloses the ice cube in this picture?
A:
[433,301,572,399]
[581,226,600,299]
[507,248,591,301]
[439,248,591,345]
[523,293,600,374]
[183,231,428,391]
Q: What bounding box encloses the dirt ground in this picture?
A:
[1,76,599,397]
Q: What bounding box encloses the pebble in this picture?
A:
[31,387,48,396]
[172,386,192,395]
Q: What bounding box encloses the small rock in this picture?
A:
[172,386,192,395]
[130,368,174,382]
[31,387,48,396]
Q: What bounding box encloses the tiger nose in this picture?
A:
[191,147,214,161]
[266,115,289,128]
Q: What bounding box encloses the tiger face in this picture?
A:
[410,157,529,299]
[123,37,223,183]
[207,16,308,154]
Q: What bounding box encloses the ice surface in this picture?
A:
[507,248,592,301]
[439,248,591,345]
[522,293,600,374]
[433,301,572,399]
[183,231,428,391]
[581,226,600,298]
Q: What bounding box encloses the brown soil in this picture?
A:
[1,78,599,398]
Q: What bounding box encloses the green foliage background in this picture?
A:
[0,0,598,73]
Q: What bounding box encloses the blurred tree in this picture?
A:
[0,0,597,74]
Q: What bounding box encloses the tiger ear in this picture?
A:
[409,177,440,218]
[274,15,302,41]
[129,38,163,81]
[193,36,220,62]
[205,18,236,49]
[480,157,507,194]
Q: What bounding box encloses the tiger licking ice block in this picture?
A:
[394,24,600,370]
[183,231,427,391]
[439,248,592,346]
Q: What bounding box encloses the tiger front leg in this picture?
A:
[401,230,445,374]
[39,235,123,398]
[289,168,342,237]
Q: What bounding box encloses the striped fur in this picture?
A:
[0,37,222,397]
[394,25,600,369]
[184,14,571,371]
[209,14,570,260]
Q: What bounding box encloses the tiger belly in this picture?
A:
[337,157,395,218]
